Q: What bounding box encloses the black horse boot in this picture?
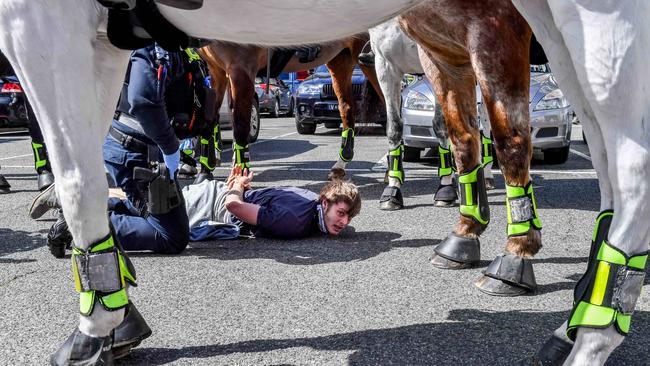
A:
[112,302,152,359]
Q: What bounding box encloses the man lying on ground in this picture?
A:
[30,166,361,256]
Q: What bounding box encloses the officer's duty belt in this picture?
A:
[109,126,149,154]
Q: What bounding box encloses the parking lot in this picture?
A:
[1,117,648,365]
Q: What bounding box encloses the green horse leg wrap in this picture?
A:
[31,141,49,172]
[458,164,490,225]
[438,145,453,178]
[198,124,222,172]
[72,234,136,316]
[339,128,355,162]
[506,182,542,236]
[233,142,250,169]
[567,210,648,340]
[480,131,494,167]
[387,145,404,184]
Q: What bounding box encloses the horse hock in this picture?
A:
[431,165,489,269]
[379,145,404,210]
[476,181,542,296]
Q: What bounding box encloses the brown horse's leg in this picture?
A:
[326,48,357,180]
[418,47,493,271]
[470,23,541,296]
[227,64,257,168]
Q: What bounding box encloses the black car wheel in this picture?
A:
[249,102,261,142]
[543,145,570,165]
[270,98,280,118]
[295,114,316,135]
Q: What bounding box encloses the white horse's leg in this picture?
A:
[375,42,406,210]
[513,1,649,364]
[0,1,131,360]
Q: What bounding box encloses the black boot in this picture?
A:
[47,209,73,258]
[0,174,10,194]
[112,302,152,359]
[38,169,55,191]
[50,329,113,366]
[358,50,375,66]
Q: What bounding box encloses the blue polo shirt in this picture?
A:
[244,186,320,239]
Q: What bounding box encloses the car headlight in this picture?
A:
[404,90,435,111]
[533,89,569,111]
[297,83,321,95]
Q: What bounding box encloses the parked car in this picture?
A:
[218,84,261,143]
[401,64,573,164]
[293,64,386,134]
[255,77,293,117]
[0,75,29,128]
[278,71,309,96]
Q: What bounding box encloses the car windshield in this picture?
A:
[530,64,551,74]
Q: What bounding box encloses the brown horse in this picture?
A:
[198,35,381,179]
[399,0,540,296]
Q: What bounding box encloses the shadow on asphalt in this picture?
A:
[0,228,47,259]
[174,229,439,265]
[120,308,650,365]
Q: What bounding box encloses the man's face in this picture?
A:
[322,200,352,235]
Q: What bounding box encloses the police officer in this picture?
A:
[44,43,201,256]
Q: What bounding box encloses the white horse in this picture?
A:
[0,0,647,365]
[512,1,650,365]
[369,17,493,211]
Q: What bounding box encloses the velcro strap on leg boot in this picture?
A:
[233,142,250,169]
[567,232,648,339]
[480,131,493,167]
[31,141,48,171]
[198,135,217,171]
[458,165,490,225]
[483,253,537,290]
[438,145,453,177]
[339,128,355,162]
[387,145,404,184]
[506,182,542,237]
[72,234,136,316]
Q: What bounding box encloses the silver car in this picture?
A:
[401,64,573,164]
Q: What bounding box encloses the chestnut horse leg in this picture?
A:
[326,48,358,180]
[470,23,542,296]
[227,63,257,169]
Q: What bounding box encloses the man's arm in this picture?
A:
[224,167,259,225]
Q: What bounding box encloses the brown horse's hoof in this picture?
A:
[475,275,530,296]
[328,168,346,180]
[430,252,475,269]
[485,177,495,190]
[434,199,457,207]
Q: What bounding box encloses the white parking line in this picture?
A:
[570,148,592,162]
[0,153,31,161]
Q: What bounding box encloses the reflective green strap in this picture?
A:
[214,124,223,152]
[438,145,452,177]
[184,48,201,62]
[480,132,493,167]
[73,235,132,315]
[31,141,47,169]
[387,145,404,183]
[233,142,250,168]
[505,182,542,236]
[198,137,215,170]
[568,240,648,338]
[458,165,488,225]
[339,128,355,162]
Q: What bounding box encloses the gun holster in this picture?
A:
[133,163,182,215]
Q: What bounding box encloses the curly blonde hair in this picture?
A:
[318,179,361,218]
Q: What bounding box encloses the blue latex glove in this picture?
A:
[162,148,180,180]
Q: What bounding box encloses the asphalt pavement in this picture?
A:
[0,118,648,365]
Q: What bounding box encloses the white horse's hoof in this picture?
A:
[51,328,113,366]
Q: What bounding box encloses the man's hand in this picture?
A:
[227,165,253,191]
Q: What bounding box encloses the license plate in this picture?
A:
[327,104,339,111]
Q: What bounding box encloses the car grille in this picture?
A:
[321,83,364,99]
